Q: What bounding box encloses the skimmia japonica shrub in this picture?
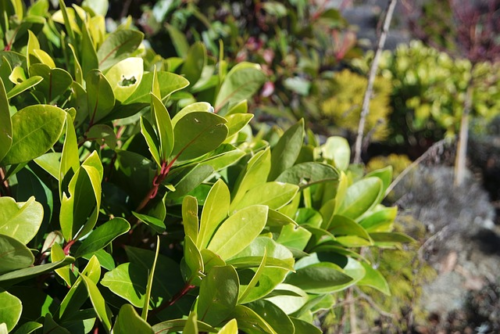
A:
[0,0,412,333]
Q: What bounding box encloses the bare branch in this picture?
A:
[353,0,398,164]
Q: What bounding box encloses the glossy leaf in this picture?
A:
[224,113,253,138]
[0,257,75,286]
[207,205,268,260]
[366,166,393,195]
[132,212,166,234]
[74,218,130,258]
[198,265,239,326]
[285,262,353,293]
[123,72,189,105]
[359,207,397,232]
[0,235,34,275]
[218,319,238,334]
[228,237,294,271]
[328,215,372,247]
[6,76,43,100]
[370,232,416,246]
[265,284,308,315]
[0,78,11,162]
[142,237,160,320]
[197,179,230,248]
[183,311,198,334]
[231,305,276,334]
[152,319,217,333]
[215,63,266,112]
[151,92,174,161]
[97,29,144,70]
[0,290,22,331]
[181,42,206,86]
[140,116,161,168]
[11,321,42,334]
[276,162,339,188]
[230,182,299,213]
[104,57,143,102]
[59,116,79,198]
[52,242,74,287]
[247,300,294,334]
[0,196,43,244]
[182,196,199,243]
[86,70,115,123]
[183,236,204,282]
[268,119,304,180]
[171,111,228,162]
[29,64,72,103]
[231,148,271,205]
[321,136,350,171]
[357,262,391,295]
[290,318,321,334]
[80,274,112,332]
[337,177,383,220]
[2,105,65,166]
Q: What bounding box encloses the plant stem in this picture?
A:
[353,0,398,164]
[0,167,10,196]
[454,70,474,186]
[63,239,76,255]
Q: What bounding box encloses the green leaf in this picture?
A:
[215,63,266,112]
[228,237,294,271]
[86,70,115,123]
[80,274,113,332]
[83,0,109,16]
[58,256,101,320]
[79,14,99,79]
[183,236,204,282]
[276,162,339,188]
[97,29,144,70]
[230,182,299,213]
[43,314,70,334]
[181,42,206,87]
[165,24,189,57]
[2,105,65,165]
[169,164,214,199]
[183,311,198,334]
[0,234,34,275]
[152,319,217,333]
[0,289,22,331]
[231,305,276,334]
[0,196,43,244]
[276,224,311,251]
[328,215,372,247]
[366,166,392,196]
[197,179,230,249]
[6,76,43,99]
[321,136,350,171]
[224,113,253,138]
[59,116,79,198]
[265,284,308,315]
[238,248,267,304]
[104,57,143,102]
[101,247,184,309]
[198,266,239,326]
[207,205,268,260]
[140,116,161,168]
[124,72,189,105]
[231,148,271,206]
[0,78,11,162]
[182,196,199,243]
[74,218,130,258]
[268,119,304,180]
[359,207,397,232]
[29,64,73,103]
[357,262,390,295]
[0,257,74,286]
[218,319,238,334]
[171,111,228,162]
[266,209,298,227]
[337,177,383,220]
[132,212,166,234]
[12,321,42,334]
[290,318,321,334]
[151,93,174,161]
[142,236,160,320]
[285,262,353,293]
[52,242,74,287]
[247,300,294,334]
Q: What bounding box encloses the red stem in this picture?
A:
[148,281,195,320]
[63,240,76,255]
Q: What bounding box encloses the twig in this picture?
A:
[353,0,398,163]
[385,138,448,196]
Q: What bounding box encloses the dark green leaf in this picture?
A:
[0,78,12,162]
[0,234,34,275]
[268,119,304,180]
[198,266,239,326]
[247,300,294,334]
[181,42,206,87]
[357,262,390,295]
[276,162,339,188]
[285,262,353,293]
[0,257,75,286]
[86,70,115,123]
[75,218,130,258]
[152,319,217,333]
[29,64,72,103]
[337,177,383,220]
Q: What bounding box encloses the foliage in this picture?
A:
[354,41,500,147]
[321,69,392,141]
[367,154,411,177]
[0,0,411,333]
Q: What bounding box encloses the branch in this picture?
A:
[353,0,398,164]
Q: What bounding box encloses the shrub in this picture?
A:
[0,1,411,333]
